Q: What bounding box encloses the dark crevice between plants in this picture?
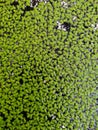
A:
[0,1,6,3]
[0,1,6,7]
[70,118,74,123]
[62,93,66,96]
[96,98,98,105]
[4,125,9,129]
[36,70,42,74]
[83,23,89,28]
[24,6,34,12]
[11,1,19,6]
[49,0,54,10]
[19,78,23,85]
[20,6,34,20]
[10,117,15,123]
[61,22,71,31]
[0,112,7,121]
[59,75,63,80]
[37,88,40,93]
[21,111,31,121]
[47,116,53,122]
[54,48,64,56]
[55,90,60,94]
[54,48,60,54]
[0,82,1,87]
[19,70,24,76]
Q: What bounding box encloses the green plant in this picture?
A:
[0,0,97,129]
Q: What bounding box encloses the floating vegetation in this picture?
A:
[0,0,98,129]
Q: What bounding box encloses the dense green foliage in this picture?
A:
[0,0,98,129]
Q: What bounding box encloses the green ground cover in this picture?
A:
[0,0,98,129]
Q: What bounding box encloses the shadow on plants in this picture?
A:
[96,98,98,105]
[10,118,15,123]
[21,6,34,17]
[62,93,66,96]
[47,116,53,122]
[54,48,64,56]
[21,111,30,121]
[19,78,23,85]
[0,112,7,121]
[18,70,24,76]
[54,48,60,54]
[0,1,6,3]
[11,1,19,6]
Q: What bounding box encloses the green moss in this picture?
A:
[0,0,98,129]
